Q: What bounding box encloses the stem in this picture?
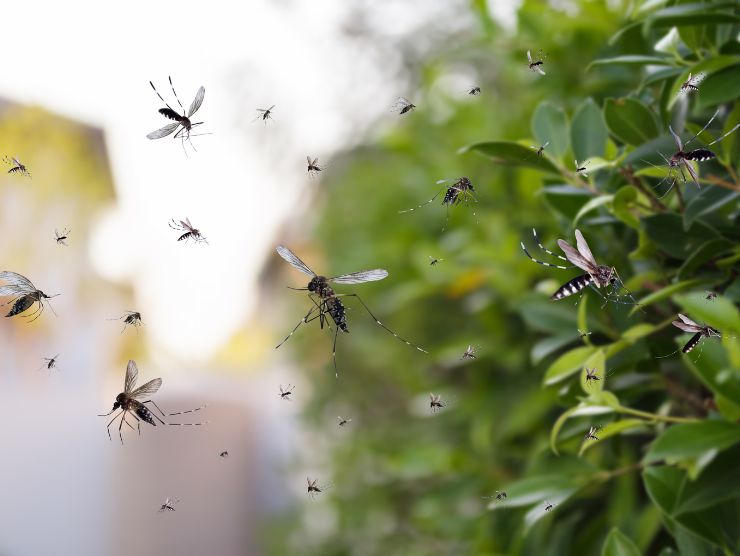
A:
[702,174,740,192]
[615,404,699,424]
[620,166,667,212]
[592,462,646,483]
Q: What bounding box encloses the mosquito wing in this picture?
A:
[0,271,37,296]
[147,122,180,140]
[527,50,533,63]
[329,269,388,284]
[123,359,139,393]
[188,86,205,117]
[574,229,598,268]
[276,246,316,277]
[557,239,596,273]
[673,313,701,332]
[534,66,546,76]
[130,377,163,399]
[306,156,312,165]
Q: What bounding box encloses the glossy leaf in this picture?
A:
[601,527,642,556]
[461,141,561,175]
[604,98,659,146]
[531,102,569,157]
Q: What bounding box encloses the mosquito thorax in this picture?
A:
[593,265,615,287]
[115,393,127,405]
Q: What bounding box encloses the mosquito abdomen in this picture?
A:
[136,405,157,426]
[159,108,182,122]
[682,332,703,353]
[5,294,36,317]
[685,149,715,162]
[552,274,593,300]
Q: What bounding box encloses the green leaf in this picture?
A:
[645,421,740,467]
[698,64,740,109]
[571,98,608,161]
[675,293,740,336]
[630,279,705,315]
[678,239,734,281]
[587,55,672,71]
[611,186,641,230]
[543,346,599,386]
[644,2,740,30]
[674,445,740,515]
[604,98,659,146]
[601,527,641,556]
[580,420,646,456]
[666,56,740,109]
[642,213,720,259]
[460,141,561,175]
[683,187,740,231]
[531,102,569,157]
[574,194,614,226]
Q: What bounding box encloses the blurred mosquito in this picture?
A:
[544,501,554,512]
[670,313,721,354]
[467,86,481,96]
[275,246,426,377]
[482,490,507,502]
[678,72,705,95]
[705,291,718,301]
[584,425,600,441]
[429,393,446,413]
[158,497,180,512]
[255,105,275,124]
[461,344,479,360]
[584,367,601,387]
[54,228,70,246]
[219,450,229,458]
[531,142,549,157]
[0,271,58,322]
[521,228,638,307]
[279,384,294,401]
[578,328,592,338]
[147,76,207,156]
[109,311,143,334]
[3,156,30,177]
[527,50,546,75]
[98,360,206,444]
[307,477,330,499]
[169,218,208,244]
[399,177,478,232]
[306,156,324,177]
[429,256,444,266]
[337,416,351,427]
[393,97,416,115]
[575,159,589,177]
[40,354,60,373]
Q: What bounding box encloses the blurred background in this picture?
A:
[0,0,691,555]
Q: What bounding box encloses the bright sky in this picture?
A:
[0,0,494,363]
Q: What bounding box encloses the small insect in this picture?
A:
[255,105,275,123]
[584,367,601,386]
[219,450,229,458]
[482,490,507,502]
[429,393,446,413]
[0,271,58,322]
[544,501,554,512]
[3,156,31,177]
[461,344,479,360]
[306,156,324,177]
[520,229,635,305]
[109,311,143,334]
[467,86,481,96]
[306,477,329,499]
[169,218,208,244]
[393,97,416,115]
[279,384,294,401]
[158,497,180,512]
[527,50,546,75]
[147,76,207,156]
[584,425,601,441]
[705,291,718,301]
[578,328,592,338]
[275,246,426,376]
[575,159,589,177]
[54,228,71,246]
[40,354,60,373]
[98,360,206,444]
[678,72,705,95]
[671,313,721,354]
[531,141,549,157]
[337,416,351,427]
[429,256,444,266]
[399,177,478,232]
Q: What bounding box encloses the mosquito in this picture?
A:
[109,311,143,334]
[40,354,60,373]
[482,490,507,502]
[275,246,426,377]
[3,156,30,177]
[461,344,479,360]
[279,384,294,401]
[255,105,275,124]
[521,229,636,306]
[147,76,207,155]
[578,328,592,338]
[399,177,478,232]
[467,86,481,96]
[307,477,330,499]
[527,50,546,75]
[584,425,600,441]
[219,450,229,458]
[575,159,589,177]
[531,142,549,157]
[0,271,58,322]
[430,393,446,413]
[98,360,206,444]
[678,72,705,95]
[671,313,721,354]
[705,291,718,301]
[169,218,208,244]
[306,156,324,177]
[158,497,180,512]
[584,367,602,387]
[54,228,70,246]
[393,97,416,115]
[337,416,351,427]
[544,501,554,512]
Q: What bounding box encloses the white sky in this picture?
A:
[0,0,482,364]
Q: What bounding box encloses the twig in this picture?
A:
[619,166,667,212]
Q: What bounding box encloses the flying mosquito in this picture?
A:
[40,354,60,373]
[521,228,636,305]
[467,86,481,96]
[531,141,549,157]
[578,328,592,338]
[3,156,30,177]
[306,156,324,177]
[429,256,444,266]
[678,72,705,95]
[393,97,416,115]
[0,271,58,322]
[54,228,70,246]
[109,311,143,334]
[219,450,229,458]
[158,497,180,513]
[255,105,275,123]
[337,416,351,427]
[584,425,600,441]
[585,367,601,386]
[98,360,206,444]
[430,393,446,413]
[544,501,554,512]
[307,477,329,499]
[461,344,479,360]
[279,384,294,401]
[169,218,208,244]
[671,313,721,354]
[575,159,589,177]
[482,490,507,502]
[705,291,718,301]
[527,50,546,75]
[275,246,426,377]
[147,76,207,155]
[399,177,477,232]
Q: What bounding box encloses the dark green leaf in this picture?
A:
[571,98,608,161]
[460,141,561,175]
[698,64,740,108]
[645,421,740,465]
[604,98,659,146]
[601,527,641,556]
[531,102,569,157]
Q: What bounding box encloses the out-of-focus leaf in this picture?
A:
[543,185,596,220]
[644,421,740,467]
[543,346,599,386]
[601,527,642,556]
[571,98,608,161]
[673,445,740,514]
[531,102,569,157]
[630,279,705,315]
[587,55,671,70]
[460,141,561,175]
[642,213,720,258]
[683,188,740,231]
[574,194,614,225]
[678,239,734,280]
[698,64,740,108]
[531,334,575,365]
[644,2,740,30]
[580,420,645,456]
[604,98,659,146]
[611,186,641,230]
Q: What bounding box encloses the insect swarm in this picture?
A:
[3,156,31,177]
[275,246,426,377]
[279,384,294,401]
[158,497,180,512]
[97,360,206,444]
[527,50,546,75]
[169,218,208,244]
[0,271,58,322]
[54,228,71,246]
[147,76,207,155]
[399,177,478,232]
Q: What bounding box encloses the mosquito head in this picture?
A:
[705,326,721,338]
[112,396,124,409]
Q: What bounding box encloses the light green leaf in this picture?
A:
[571,98,609,161]
[630,279,705,315]
[460,141,561,175]
[543,346,599,386]
[587,55,672,71]
[531,102,569,157]
[601,527,642,556]
[574,195,614,226]
[645,421,740,468]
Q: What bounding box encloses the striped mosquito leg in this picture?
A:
[142,400,167,422]
[149,80,174,112]
[552,274,593,300]
[339,293,428,354]
[167,405,206,417]
[682,332,703,353]
[276,304,320,349]
[521,230,574,270]
[332,324,340,378]
[532,228,571,264]
[168,76,185,112]
[399,190,442,214]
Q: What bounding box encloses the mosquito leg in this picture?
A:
[118,411,129,444]
[276,304,319,349]
[104,410,124,441]
[142,399,168,418]
[532,228,571,264]
[398,190,442,214]
[332,324,340,378]
[338,293,427,353]
[168,76,185,112]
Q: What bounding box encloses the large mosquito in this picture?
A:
[399,177,478,232]
[3,156,30,177]
[169,218,208,244]
[158,497,180,513]
[393,97,416,115]
[0,271,58,322]
[255,105,275,124]
[109,311,143,334]
[147,76,206,155]
[670,313,721,354]
[275,246,426,377]
[527,50,546,75]
[98,360,206,444]
[678,72,705,95]
[54,228,70,246]
[521,229,636,305]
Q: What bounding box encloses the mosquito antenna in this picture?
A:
[684,109,720,147]
[150,81,175,112]
[168,76,185,113]
[707,123,740,146]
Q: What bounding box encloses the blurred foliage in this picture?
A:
[267,0,739,554]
